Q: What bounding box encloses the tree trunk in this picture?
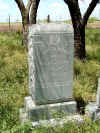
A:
[65,0,86,59]
[22,13,29,47]
[64,0,99,60]
[14,0,40,47]
[74,25,86,60]
[22,11,29,30]
[30,2,37,24]
[30,0,40,24]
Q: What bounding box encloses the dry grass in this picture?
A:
[0,23,22,32]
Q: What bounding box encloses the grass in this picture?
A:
[0,28,100,132]
[0,32,28,131]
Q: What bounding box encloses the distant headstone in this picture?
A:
[85,78,100,121]
[20,24,77,123]
[97,78,100,107]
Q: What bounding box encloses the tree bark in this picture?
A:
[30,0,40,24]
[30,1,37,24]
[14,0,40,47]
[65,0,86,59]
[22,13,29,47]
[64,0,99,60]
[74,26,85,59]
[22,11,29,30]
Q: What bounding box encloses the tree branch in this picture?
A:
[26,0,32,12]
[29,0,40,24]
[64,0,72,5]
[64,0,82,29]
[36,0,40,9]
[82,0,99,26]
[15,0,25,15]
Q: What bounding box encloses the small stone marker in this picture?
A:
[20,24,77,124]
[85,78,100,121]
[97,78,100,107]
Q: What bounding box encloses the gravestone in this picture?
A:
[85,78,100,121]
[20,24,77,123]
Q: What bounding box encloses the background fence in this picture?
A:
[0,15,100,32]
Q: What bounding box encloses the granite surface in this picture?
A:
[24,96,77,121]
[85,102,100,121]
[28,24,74,105]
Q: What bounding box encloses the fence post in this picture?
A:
[9,15,11,31]
[47,15,50,23]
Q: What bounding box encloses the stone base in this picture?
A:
[20,96,78,124]
[20,108,83,127]
[85,102,100,121]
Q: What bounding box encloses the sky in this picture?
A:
[0,0,100,22]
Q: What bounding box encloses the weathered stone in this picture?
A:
[85,102,100,121]
[24,96,77,121]
[20,24,77,125]
[28,23,74,105]
[85,78,100,121]
[20,107,83,127]
[97,78,100,107]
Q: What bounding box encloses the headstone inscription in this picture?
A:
[28,24,74,105]
[20,24,77,123]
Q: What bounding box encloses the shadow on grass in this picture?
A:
[75,97,87,115]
